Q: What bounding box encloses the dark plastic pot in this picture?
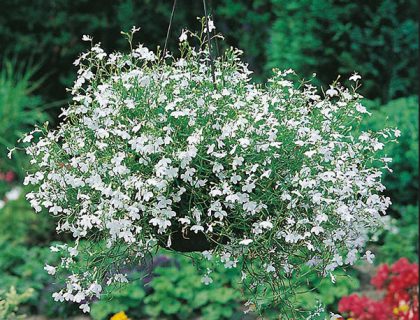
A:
[167,229,222,252]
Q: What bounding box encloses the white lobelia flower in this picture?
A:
[349,72,361,82]
[326,86,338,97]
[239,239,253,245]
[82,35,92,41]
[179,30,188,42]
[79,304,90,313]
[5,187,21,201]
[364,250,375,264]
[266,264,276,273]
[190,225,204,234]
[201,274,213,285]
[44,264,56,275]
[259,220,273,230]
[204,18,216,32]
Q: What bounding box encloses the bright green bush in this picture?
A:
[360,97,418,265]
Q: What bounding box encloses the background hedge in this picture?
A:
[0,0,417,104]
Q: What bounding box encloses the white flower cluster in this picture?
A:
[22,25,397,312]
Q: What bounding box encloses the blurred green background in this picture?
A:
[0,0,418,319]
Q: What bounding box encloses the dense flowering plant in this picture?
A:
[17,20,398,315]
[338,258,419,320]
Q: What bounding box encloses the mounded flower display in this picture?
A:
[19,21,398,315]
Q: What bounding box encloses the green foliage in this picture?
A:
[0,59,49,179]
[267,0,328,85]
[90,273,146,320]
[0,0,417,103]
[0,0,204,100]
[143,256,241,320]
[0,287,34,320]
[91,253,243,320]
[215,0,272,82]
[297,272,359,312]
[89,251,361,320]
[0,242,64,317]
[259,269,360,318]
[360,97,418,269]
[267,0,418,103]
[0,190,54,245]
[376,205,419,264]
[0,193,76,317]
[331,0,418,103]
[362,96,418,206]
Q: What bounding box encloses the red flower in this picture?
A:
[339,258,418,320]
[0,171,15,183]
[372,264,390,289]
[338,294,391,320]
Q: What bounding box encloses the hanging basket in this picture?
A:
[21,17,396,314]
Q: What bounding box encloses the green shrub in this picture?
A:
[90,273,146,320]
[267,0,328,87]
[267,0,418,103]
[0,190,54,245]
[0,193,76,317]
[0,1,416,103]
[362,96,418,206]
[91,253,243,320]
[215,0,272,82]
[143,256,241,320]
[0,243,62,317]
[359,97,418,277]
[376,205,419,264]
[254,268,360,319]
[0,287,34,320]
[0,0,204,100]
[0,59,50,179]
[360,97,418,265]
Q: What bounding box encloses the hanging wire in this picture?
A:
[208,0,220,58]
[203,0,216,88]
[208,0,222,86]
[162,0,177,59]
[162,0,216,88]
